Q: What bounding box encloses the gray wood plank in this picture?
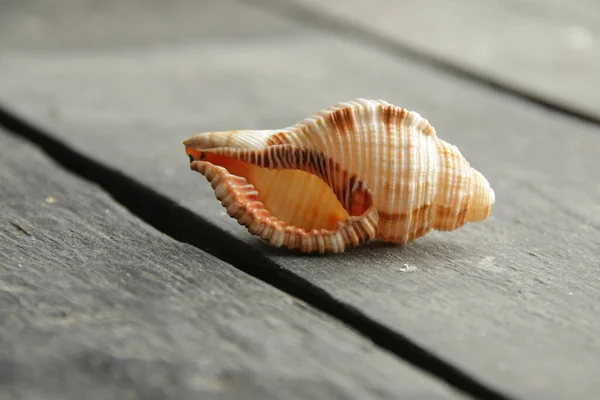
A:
[0,129,462,400]
[270,0,600,120]
[1,0,599,399]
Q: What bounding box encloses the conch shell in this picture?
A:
[184,99,495,253]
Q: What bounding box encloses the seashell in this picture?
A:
[183,98,495,254]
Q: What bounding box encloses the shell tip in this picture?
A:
[467,169,495,222]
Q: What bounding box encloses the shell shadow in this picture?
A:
[257,237,469,262]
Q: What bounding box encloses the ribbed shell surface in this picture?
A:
[183,98,495,253]
[266,99,452,243]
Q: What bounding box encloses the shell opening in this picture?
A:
[185,146,205,163]
[184,139,380,253]
[186,146,370,232]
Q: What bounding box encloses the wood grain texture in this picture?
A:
[1,0,599,399]
[277,0,600,120]
[0,130,462,400]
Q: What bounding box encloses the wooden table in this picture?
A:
[1,1,598,399]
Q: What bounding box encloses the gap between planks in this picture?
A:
[0,106,513,400]
[236,0,600,128]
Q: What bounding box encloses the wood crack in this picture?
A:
[9,221,32,237]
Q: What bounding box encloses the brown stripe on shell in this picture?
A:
[225,131,234,147]
[377,204,433,243]
[379,103,408,133]
[432,205,468,232]
[378,205,431,222]
[265,131,290,146]
[325,106,356,138]
[380,103,403,239]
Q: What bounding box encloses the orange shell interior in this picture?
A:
[186,147,359,231]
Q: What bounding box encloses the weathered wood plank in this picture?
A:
[1,0,599,399]
[272,0,600,120]
[0,130,462,399]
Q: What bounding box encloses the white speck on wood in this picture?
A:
[397,264,418,272]
[475,256,506,273]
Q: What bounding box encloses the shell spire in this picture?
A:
[183,98,495,253]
